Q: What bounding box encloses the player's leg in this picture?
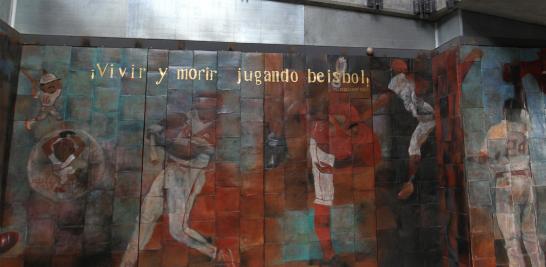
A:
[182,167,211,244]
[495,182,525,267]
[314,202,334,261]
[408,120,435,177]
[520,178,545,267]
[398,119,435,199]
[167,185,217,259]
[120,170,165,267]
[310,139,335,261]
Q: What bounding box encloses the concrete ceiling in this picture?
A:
[459,0,546,26]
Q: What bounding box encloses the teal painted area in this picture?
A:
[281,204,361,263]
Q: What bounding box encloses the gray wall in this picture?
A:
[0,0,11,24]
[14,0,305,44]
[12,0,436,49]
[10,0,546,50]
[304,5,435,49]
[436,9,462,47]
[461,11,546,42]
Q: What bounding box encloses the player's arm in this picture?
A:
[42,136,64,167]
[372,90,395,113]
[21,69,39,98]
[460,48,483,80]
[42,136,58,156]
[356,90,394,122]
[146,124,164,164]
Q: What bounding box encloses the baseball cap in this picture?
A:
[40,73,60,84]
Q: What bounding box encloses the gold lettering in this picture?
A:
[343,72,351,84]
[255,71,262,85]
[96,63,108,77]
[332,72,341,84]
[156,67,168,85]
[281,69,289,82]
[244,70,252,82]
[177,68,186,80]
[188,69,197,80]
[210,70,217,81]
[139,67,145,79]
[271,71,280,83]
[307,69,317,83]
[316,72,325,83]
[351,73,358,84]
[119,67,127,78]
[290,71,298,82]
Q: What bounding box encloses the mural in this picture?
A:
[0,45,446,267]
[457,46,546,266]
[2,41,545,266]
[431,47,485,266]
[28,129,104,200]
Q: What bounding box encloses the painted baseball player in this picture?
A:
[479,98,544,267]
[24,71,63,130]
[41,130,87,193]
[362,59,434,199]
[309,90,380,265]
[362,50,484,199]
[121,111,233,267]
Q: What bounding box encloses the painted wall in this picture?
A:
[4,35,546,267]
[431,46,473,266]
[0,44,453,266]
[433,44,546,266]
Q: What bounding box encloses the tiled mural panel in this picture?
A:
[0,45,448,267]
[459,46,546,267]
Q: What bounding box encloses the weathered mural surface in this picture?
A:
[0,45,448,267]
[455,46,546,267]
[0,42,546,267]
[2,43,544,267]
